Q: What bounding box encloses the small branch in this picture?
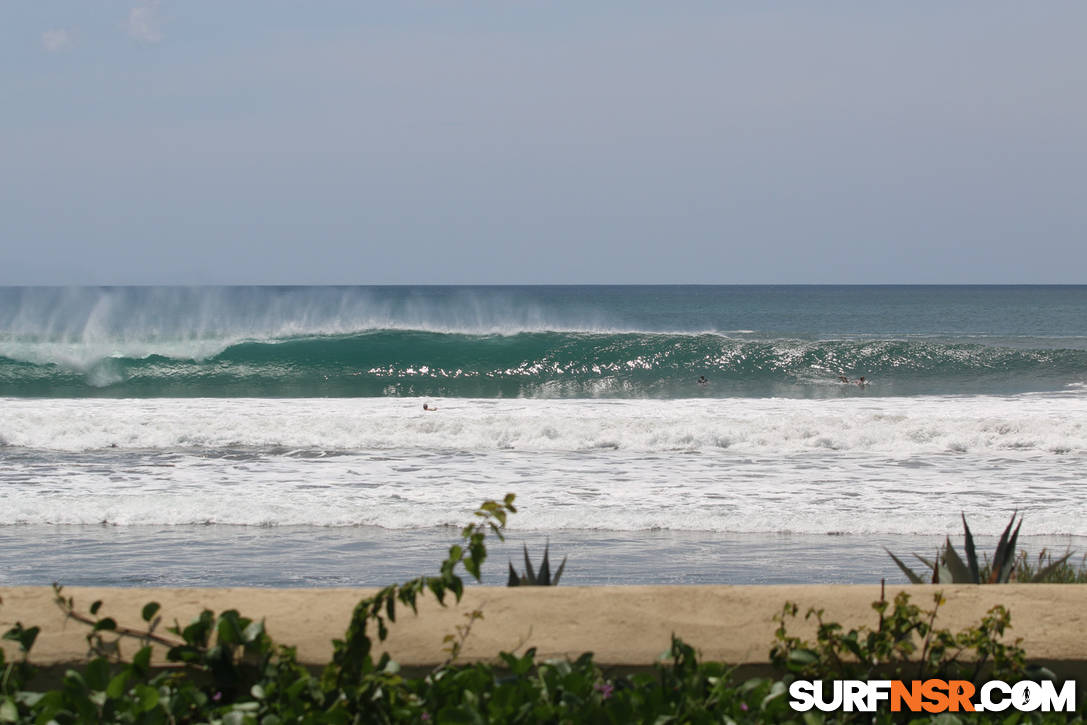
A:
[437,606,485,671]
[507,626,535,656]
[54,595,182,650]
[917,594,944,678]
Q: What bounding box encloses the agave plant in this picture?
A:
[507,541,567,586]
[886,513,1074,584]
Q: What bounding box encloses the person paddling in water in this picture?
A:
[423,402,437,411]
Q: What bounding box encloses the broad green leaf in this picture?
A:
[106,671,129,699]
[3,623,40,654]
[141,602,161,622]
[134,683,159,712]
[0,698,17,723]
[787,649,818,670]
[243,619,265,644]
[133,645,152,674]
[85,657,110,690]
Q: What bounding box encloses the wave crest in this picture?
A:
[1,330,1085,398]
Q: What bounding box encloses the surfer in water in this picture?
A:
[838,375,849,383]
[423,402,438,411]
[857,376,867,387]
[697,375,708,386]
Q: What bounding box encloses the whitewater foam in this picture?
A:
[0,395,1083,455]
[2,395,1085,534]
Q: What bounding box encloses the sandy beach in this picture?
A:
[4,584,1085,682]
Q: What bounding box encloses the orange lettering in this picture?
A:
[947,680,975,712]
[922,679,950,713]
[891,680,923,712]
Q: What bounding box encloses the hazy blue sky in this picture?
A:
[3,2,1085,284]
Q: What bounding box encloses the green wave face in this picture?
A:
[1,331,1083,398]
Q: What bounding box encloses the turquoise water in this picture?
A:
[2,285,1086,586]
[2,285,1085,398]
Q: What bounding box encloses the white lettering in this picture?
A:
[981,681,1011,712]
[843,681,867,712]
[1039,680,1076,713]
[866,680,892,711]
[1012,681,1043,712]
[789,681,816,712]
[813,680,843,712]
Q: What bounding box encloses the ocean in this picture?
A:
[2,285,1086,587]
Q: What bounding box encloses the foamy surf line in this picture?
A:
[1,395,1085,454]
[2,396,1086,536]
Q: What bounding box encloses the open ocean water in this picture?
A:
[2,285,1086,586]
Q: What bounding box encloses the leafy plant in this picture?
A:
[0,494,518,724]
[887,512,1075,584]
[324,492,518,692]
[2,619,39,715]
[771,586,1033,684]
[767,586,1081,722]
[507,541,567,586]
[1009,548,1087,583]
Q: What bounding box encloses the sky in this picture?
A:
[2,2,1085,285]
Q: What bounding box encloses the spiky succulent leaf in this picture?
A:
[553,555,567,585]
[989,513,1019,583]
[961,513,980,583]
[942,538,975,584]
[886,549,926,584]
[538,541,552,586]
[933,549,948,584]
[509,543,568,586]
[522,544,537,585]
[997,517,1023,583]
[914,553,936,570]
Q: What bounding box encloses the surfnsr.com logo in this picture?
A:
[789,679,1077,714]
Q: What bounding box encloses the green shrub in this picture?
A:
[771,588,1034,684]
[1013,549,1087,584]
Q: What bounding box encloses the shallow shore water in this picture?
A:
[3,524,1083,588]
